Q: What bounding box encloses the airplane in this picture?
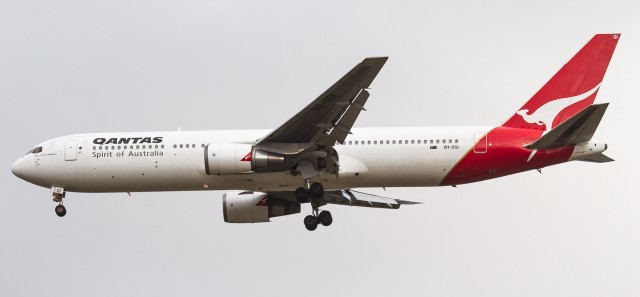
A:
[11,34,620,231]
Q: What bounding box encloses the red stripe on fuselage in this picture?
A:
[440,126,574,186]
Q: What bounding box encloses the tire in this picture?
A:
[309,182,324,199]
[55,205,67,217]
[318,210,333,226]
[295,187,310,203]
[304,215,318,231]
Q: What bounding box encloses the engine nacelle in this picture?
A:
[204,143,253,175]
[222,192,301,223]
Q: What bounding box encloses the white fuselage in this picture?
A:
[12,127,491,193]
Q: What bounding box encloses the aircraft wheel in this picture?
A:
[295,187,310,203]
[309,182,324,199]
[304,215,318,231]
[318,210,333,226]
[55,205,67,217]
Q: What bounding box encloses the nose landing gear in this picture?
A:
[52,186,66,217]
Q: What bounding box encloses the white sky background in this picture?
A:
[1,0,639,296]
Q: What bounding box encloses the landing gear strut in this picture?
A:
[299,182,333,231]
[52,186,66,217]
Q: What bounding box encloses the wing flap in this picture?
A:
[323,90,369,144]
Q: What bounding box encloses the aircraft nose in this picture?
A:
[11,158,22,177]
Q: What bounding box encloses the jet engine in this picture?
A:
[223,192,301,223]
[204,143,290,175]
[204,142,337,175]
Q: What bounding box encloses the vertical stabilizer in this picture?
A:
[502,34,620,131]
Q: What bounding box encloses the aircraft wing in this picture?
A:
[323,189,421,209]
[257,57,388,146]
[268,189,420,210]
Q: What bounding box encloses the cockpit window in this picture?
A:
[26,147,43,155]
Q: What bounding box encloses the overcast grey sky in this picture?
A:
[2,1,639,296]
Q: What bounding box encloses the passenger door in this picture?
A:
[473,132,487,153]
[64,140,78,161]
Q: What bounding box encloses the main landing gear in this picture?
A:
[295,182,332,231]
[52,186,67,217]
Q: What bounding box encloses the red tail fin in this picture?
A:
[502,34,620,131]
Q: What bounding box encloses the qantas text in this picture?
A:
[93,137,163,145]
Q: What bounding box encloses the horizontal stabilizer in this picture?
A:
[577,153,615,163]
[525,103,608,150]
[323,190,421,209]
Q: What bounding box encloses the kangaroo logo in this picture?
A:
[517,83,601,132]
[517,83,601,162]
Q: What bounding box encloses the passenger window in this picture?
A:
[449,139,452,144]
[411,140,415,144]
[386,140,389,144]
[392,140,396,144]
[430,140,433,144]
[367,141,371,145]
[180,144,183,148]
[93,146,96,150]
[455,139,459,144]
[374,141,377,145]
[162,145,165,149]
[436,140,440,144]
